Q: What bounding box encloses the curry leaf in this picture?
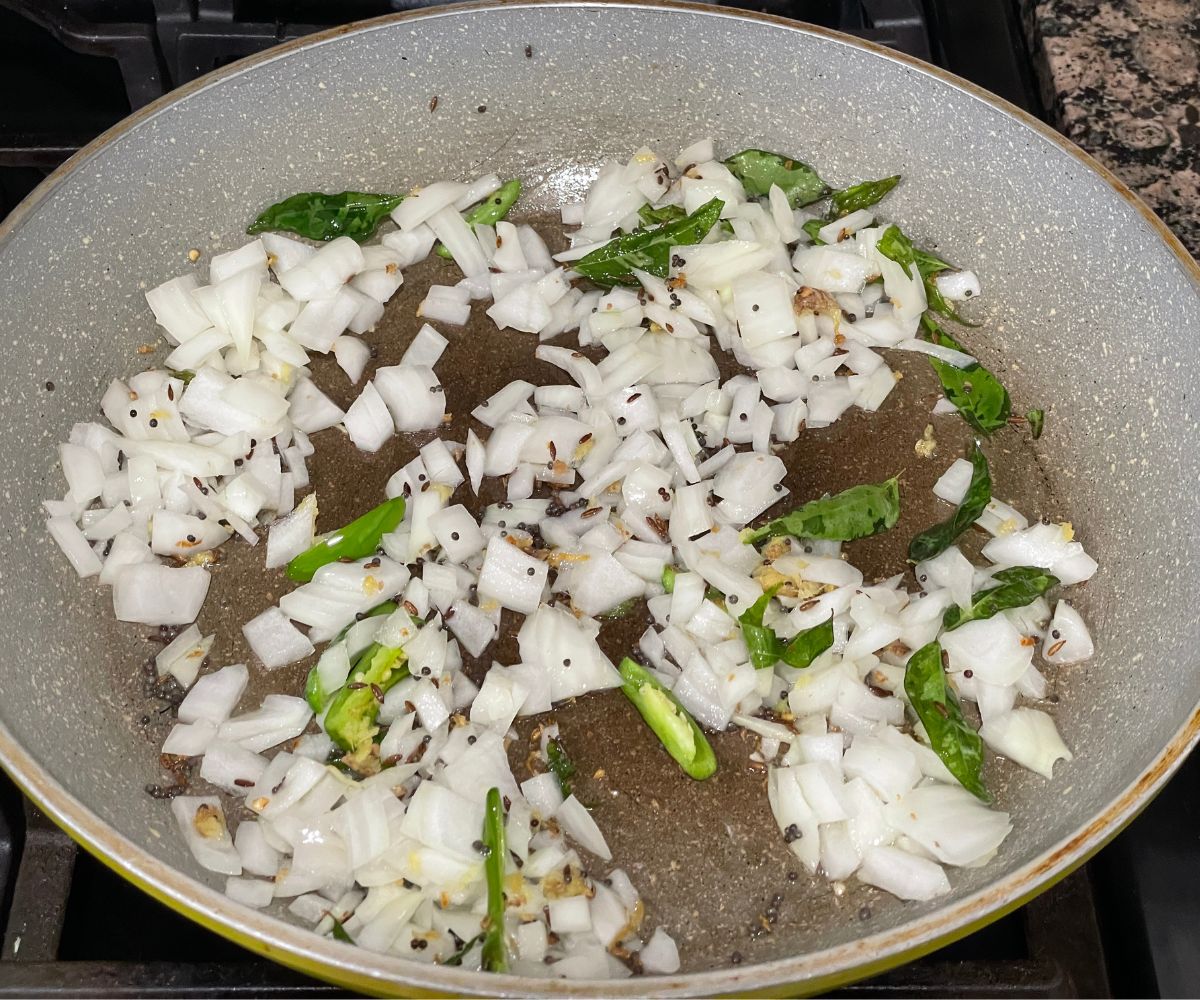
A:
[904,641,989,801]
[929,357,1012,436]
[545,737,576,797]
[573,197,723,288]
[329,915,355,944]
[246,191,404,242]
[830,175,901,217]
[909,445,990,563]
[923,318,1012,436]
[744,476,900,546]
[942,566,1059,631]
[876,224,950,278]
[782,617,835,669]
[1026,408,1045,440]
[802,218,827,245]
[724,149,829,208]
[739,585,783,670]
[637,203,687,226]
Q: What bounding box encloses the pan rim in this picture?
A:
[0,1,1197,995]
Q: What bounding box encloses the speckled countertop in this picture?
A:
[1022,0,1199,256]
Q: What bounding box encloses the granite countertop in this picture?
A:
[1022,0,1199,257]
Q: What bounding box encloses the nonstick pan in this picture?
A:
[0,2,1197,995]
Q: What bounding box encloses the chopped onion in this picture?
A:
[112,563,210,625]
[171,796,241,875]
[242,606,315,669]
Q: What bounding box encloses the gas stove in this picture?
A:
[0,1,1195,996]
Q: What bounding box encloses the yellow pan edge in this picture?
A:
[9,760,1153,999]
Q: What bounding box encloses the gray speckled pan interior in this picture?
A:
[0,2,1197,995]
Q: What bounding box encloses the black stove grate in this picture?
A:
[0,0,937,175]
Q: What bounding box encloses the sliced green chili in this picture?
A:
[286,497,406,583]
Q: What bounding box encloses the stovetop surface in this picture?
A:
[0,1,1195,996]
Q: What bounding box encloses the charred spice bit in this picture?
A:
[429,95,439,112]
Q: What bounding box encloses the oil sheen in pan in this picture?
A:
[117,211,1069,971]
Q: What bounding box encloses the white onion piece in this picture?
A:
[979,708,1072,779]
[178,663,249,724]
[517,604,622,703]
[894,337,976,368]
[171,796,241,875]
[1042,601,1094,664]
[260,232,313,275]
[857,846,949,901]
[242,606,315,670]
[472,379,536,428]
[446,601,497,658]
[398,781,485,861]
[883,784,1012,866]
[940,616,1033,686]
[278,556,409,643]
[278,237,364,302]
[155,625,215,687]
[476,536,548,614]
[640,927,682,974]
[419,288,472,326]
[225,876,274,909]
[234,822,281,877]
[151,510,231,557]
[217,694,312,753]
[935,269,982,301]
[288,379,345,434]
[200,740,269,793]
[556,794,612,860]
[289,288,359,353]
[428,504,485,562]
[374,365,445,432]
[209,240,266,283]
[112,564,210,625]
[343,381,395,453]
[266,493,317,569]
[400,323,448,369]
[419,438,464,488]
[467,664,526,730]
[520,772,564,817]
[146,274,211,344]
[732,271,797,347]
[162,719,217,756]
[46,517,102,578]
[333,336,371,383]
[392,181,467,231]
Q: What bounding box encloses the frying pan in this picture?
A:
[0,1,1197,994]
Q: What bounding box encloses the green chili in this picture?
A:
[480,787,509,973]
[286,497,406,583]
[435,179,522,260]
[323,643,409,756]
[618,657,716,780]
